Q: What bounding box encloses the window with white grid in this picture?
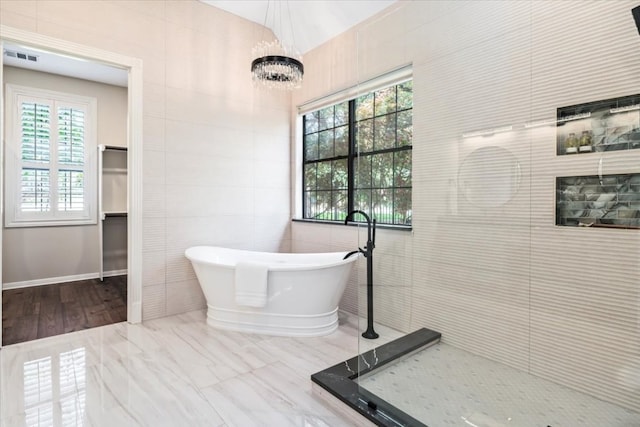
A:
[5,84,97,227]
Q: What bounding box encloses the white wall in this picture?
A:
[0,1,292,318]
[2,65,127,285]
[292,0,640,413]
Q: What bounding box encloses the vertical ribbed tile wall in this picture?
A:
[0,0,293,321]
[292,0,640,413]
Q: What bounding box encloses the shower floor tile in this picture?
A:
[357,342,640,427]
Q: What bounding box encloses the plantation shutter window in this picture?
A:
[5,85,97,227]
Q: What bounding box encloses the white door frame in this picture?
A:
[0,25,143,349]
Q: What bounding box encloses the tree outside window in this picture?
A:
[303,80,412,226]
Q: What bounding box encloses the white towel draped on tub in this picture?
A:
[235,262,269,307]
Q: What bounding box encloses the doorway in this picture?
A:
[0,26,143,348]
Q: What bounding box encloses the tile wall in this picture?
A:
[0,0,293,320]
[556,174,640,228]
[292,0,640,413]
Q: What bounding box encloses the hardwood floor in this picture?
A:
[2,275,127,346]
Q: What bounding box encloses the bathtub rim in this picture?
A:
[185,245,360,272]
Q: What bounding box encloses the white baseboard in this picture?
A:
[3,269,128,290]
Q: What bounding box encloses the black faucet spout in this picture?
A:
[345,210,375,249]
[342,249,363,260]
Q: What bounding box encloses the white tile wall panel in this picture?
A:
[142,250,166,288]
[165,253,196,283]
[339,281,359,316]
[372,229,413,258]
[356,36,408,84]
[143,116,166,152]
[142,283,166,321]
[215,187,256,216]
[166,279,206,316]
[254,188,290,216]
[253,160,290,189]
[142,150,166,185]
[418,260,529,310]
[411,284,531,372]
[143,183,166,219]
[413,43,532,136]
[0,0,36,18]
[252,131,291,163]
[36,0,163,51]
[165,217,222,257]
[369,254,412,290]
[164,87,222,125]
[164,119,216,154]
[412,220,531,278]
[142,82,166,119]
[530,312,640,412]
[165,185,255,218]
[142,218,166,253]
[251,239,291,254]
[164,185,209,218]
[295,33,358,104]
[291,222,333,246]
[164,152,254,188]
[250,108,291,137]
[358,285,412,333]
[253,215,290,247]
[106,0,166,21]
[210,128,255,160]
[292,240,333,254]
[329,226,360,251]
[164,25,256,100]
[0,6,36,30]
[212,215,257,248]
[408,0,531,66]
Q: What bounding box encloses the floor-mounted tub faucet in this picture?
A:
[344,210,379,339]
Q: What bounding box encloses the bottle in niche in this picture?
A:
[579,130,593,152]
[565,132,578,154]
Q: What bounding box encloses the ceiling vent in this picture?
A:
[4,49,38,62]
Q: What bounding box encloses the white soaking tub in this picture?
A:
[185,246,358,337]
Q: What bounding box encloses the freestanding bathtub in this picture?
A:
[185,246,359,337]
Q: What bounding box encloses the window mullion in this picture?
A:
[347,99,355,215]
[302,118,307,219]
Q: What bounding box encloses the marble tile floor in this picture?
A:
[0,309,402,427]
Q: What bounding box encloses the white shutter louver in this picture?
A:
[5,84,97,227]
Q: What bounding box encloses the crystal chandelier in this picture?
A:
[251,1,303,90]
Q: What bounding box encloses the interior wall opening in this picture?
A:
[1,38,132,346]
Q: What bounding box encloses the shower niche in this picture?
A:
[556,94,640,155]
[556,173,640,229]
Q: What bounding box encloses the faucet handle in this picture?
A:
[372,218,376,247]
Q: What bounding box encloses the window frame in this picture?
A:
[4,84,98,228]
[302,79,413,226]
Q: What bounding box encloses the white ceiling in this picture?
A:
[201,0,397,54]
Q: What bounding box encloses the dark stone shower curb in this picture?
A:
[311,327,441,427]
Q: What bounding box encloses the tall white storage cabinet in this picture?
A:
[98,145,128,281]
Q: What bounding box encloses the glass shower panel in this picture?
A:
[351,1,640,426]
